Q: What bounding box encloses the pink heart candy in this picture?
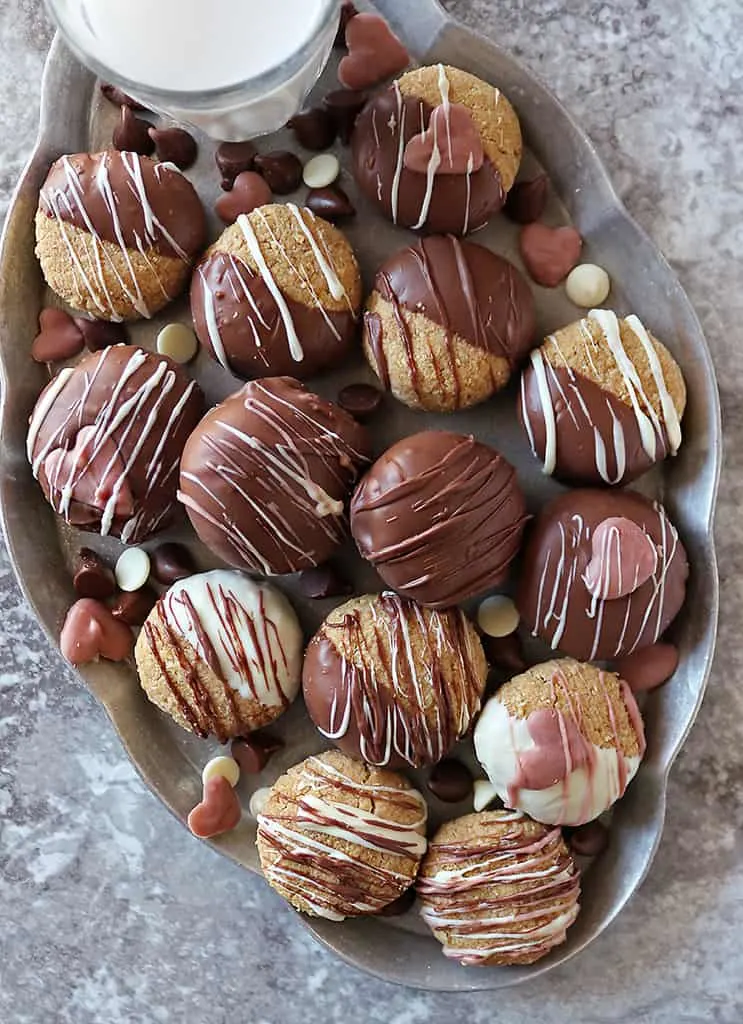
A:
[214,171,273,225]
[615,642,679,693]
[60,598,134,665]
[519,223,583,287]
[188,776,242,839]
[403,102,485,176]
[583,516,658,601]
[32,308,84,363]
[338,13,410,91]
[43,425,134,518]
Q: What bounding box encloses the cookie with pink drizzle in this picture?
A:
[418,810,580,965]
[474,658,646,826]
[257,750,427,920]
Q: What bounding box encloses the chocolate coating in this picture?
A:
[27,346,204,543]
[39,151,206,260]
[351,431,528,607]
[178,377,372,575]
[352,86,505,234]
[517,489,688,661]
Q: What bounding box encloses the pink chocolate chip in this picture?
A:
[60,598,134,665]
[403,102,485,176]
[519,223,583,287]
[187,775,242,839]
[616,642,679,693]
[583,516,658,601]
[42,425,134,518]
[214,171,272,225]
[338,13,410,91]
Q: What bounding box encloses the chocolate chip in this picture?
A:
[503,174,549,225]
[376,887,416,917]
[253,151,303,194]
[32,308,84,363]
[567,820,609,858]
[298,563,353,600]
[110,586,158,626]
[323,89,367,144]
[100,83,146,110]
[427,760,473,803]
[148,126,198,170]
[73,548,116,600]
[149,542,195,585]
[482,632,528,674]
[334,1,358,46]
[215,171,272,225]
[231,733,284,774]
[288,108,337,151]
[72,317,129,353]
[305,185,355,223]
[215,140,257,189]
[337,382,382,419]
[112,105,155,156]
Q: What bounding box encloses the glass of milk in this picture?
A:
[44,0,341,139]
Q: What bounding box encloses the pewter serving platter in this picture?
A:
[0,0,721,991]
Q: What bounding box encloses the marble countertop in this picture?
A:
[1,0,741,1021]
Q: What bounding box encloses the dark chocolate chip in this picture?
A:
[376,887,416,917]
[298,563,353,600]
[503,174,549,225]
[215,140,257,189]
[231,733,284,774]
[112,105,155,156]
[288,108,337,151]
[337,382,382,420]
[110,586,158,626]
[72,317,129,353]
[334,1,358,46]
[253,151,303,195]
[567,820,609,858]
[427,759,473,803]
[215,171,272,225]
[73,548,116,600]
[482,633,528,674]
[323,89,367,144]
[149,542,196,585]
[148,126,198,170]
[32,308,84,363]
[306,185,356,223]
[100,83,146,110]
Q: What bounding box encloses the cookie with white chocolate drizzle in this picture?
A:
[257,750,427,920]
[417,810,580,966]
[520,309,686,485]
[35,150,207,321]
[190,204,362,380]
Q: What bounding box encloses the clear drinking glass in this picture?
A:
[44,0,341,140]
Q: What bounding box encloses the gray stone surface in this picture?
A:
[0,0,741,1020]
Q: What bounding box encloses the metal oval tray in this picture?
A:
[0,0,721,992]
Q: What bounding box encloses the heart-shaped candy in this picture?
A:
[32,308,84,363]
[188,775,242,839]
[60,598,134,665]
[338,13,410,91]
[519,223,583,287]
[583,517,658,601]
[43,425,134,518]
[215,171,273,225]
[404,103,485,176]
[615,642,679,693]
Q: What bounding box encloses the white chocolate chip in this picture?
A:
[202,755,240,789]
[477,595,520,638]
[303,153,340,190]
[473,779,499,812]
[114,547,151,592]
[565,263,611,307]
[156,322,198,364]
[249,786,272,819]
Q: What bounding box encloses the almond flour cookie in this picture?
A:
[257,750,427,920]
[520,308,686,485]
[27,345,203,543]
[190,204,362,380]
[362,235,535,412]
[302,592,488,769]
[135,570,303,743]
[352,64,522,235]
[418,810,580,966]
[474,658,646,825]
[35,150,206,321]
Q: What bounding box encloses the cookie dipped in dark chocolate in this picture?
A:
[351,85,505,235]
[178,378,372,575]
[351,431,529,607]
[39,151,206,260]
[516,489,689,661]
